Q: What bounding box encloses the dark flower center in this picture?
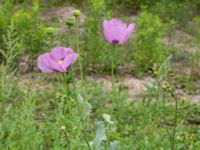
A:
[112,39,119,44]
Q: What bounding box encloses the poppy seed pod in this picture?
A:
[65,17,75,27]
[46,27,56,35]
[72,10,80,17]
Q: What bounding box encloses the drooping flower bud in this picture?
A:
[72,10,80,17]
[65,17,75,27]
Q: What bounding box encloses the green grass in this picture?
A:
[0,72,200,149]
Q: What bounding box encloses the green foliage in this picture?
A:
[134,11,168,75]
[0,72,200,149]
[188,17,200,81]
[119,0,159,13]
[82,0,133,73]
[0,25,20,66]
[0,0,47,57]
[82,0,107,73]
[149,0,194,27]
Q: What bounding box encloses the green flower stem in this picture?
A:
[75,16,84,82]
[70,68,91,150]
[111,45,117,116]
[155,79,171,139]
[111,45,116,92]
[155,79,178,150]
[51,35,54,48]
[67,26,71,47]
[170,90,178,150]
[60,73,71,115]
[48,35,54,49]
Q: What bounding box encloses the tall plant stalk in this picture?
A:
[75,16,84,82]
[70,68,91,150]
[111,45,117,100]
[60,73,71,115]
[155,79,178,150]
[170,90,178,150]
[67,27,70,46]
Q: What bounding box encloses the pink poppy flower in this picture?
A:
[37,47,78,73]
[103,18,135,45]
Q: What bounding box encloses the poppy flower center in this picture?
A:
[112,39,119,44]
[57,60,64,64]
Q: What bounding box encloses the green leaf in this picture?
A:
[93,122,107,150]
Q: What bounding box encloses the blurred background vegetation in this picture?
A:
[0,0,200,76]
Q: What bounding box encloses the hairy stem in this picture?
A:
[75,16,83,82]
[67,26,70,46]
[155,79,172,146]
[60,73,71,115]
[170,90,178,150]
[70,68,91,150]
[111,46,116,99]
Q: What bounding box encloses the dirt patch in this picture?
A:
[19,73,53,91]
[86,75,112,93]
[40,6,86,33]
[190,95,200,104]
[122,75,153,96]
[164,29,197,53]
[40,6,86,23]
[18,73,200,104]
[86,74,153,96]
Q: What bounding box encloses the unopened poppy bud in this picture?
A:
[72,10,80,17]
[46,27,56,35]
[65,17,75,27]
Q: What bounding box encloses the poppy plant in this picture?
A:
[103,18,135,45]
[37,47,78,73]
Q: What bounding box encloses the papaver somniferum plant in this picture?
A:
[103,18,135,110]
[37,47,78,73]
[37,47,78,117]
[103,18,135,45]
